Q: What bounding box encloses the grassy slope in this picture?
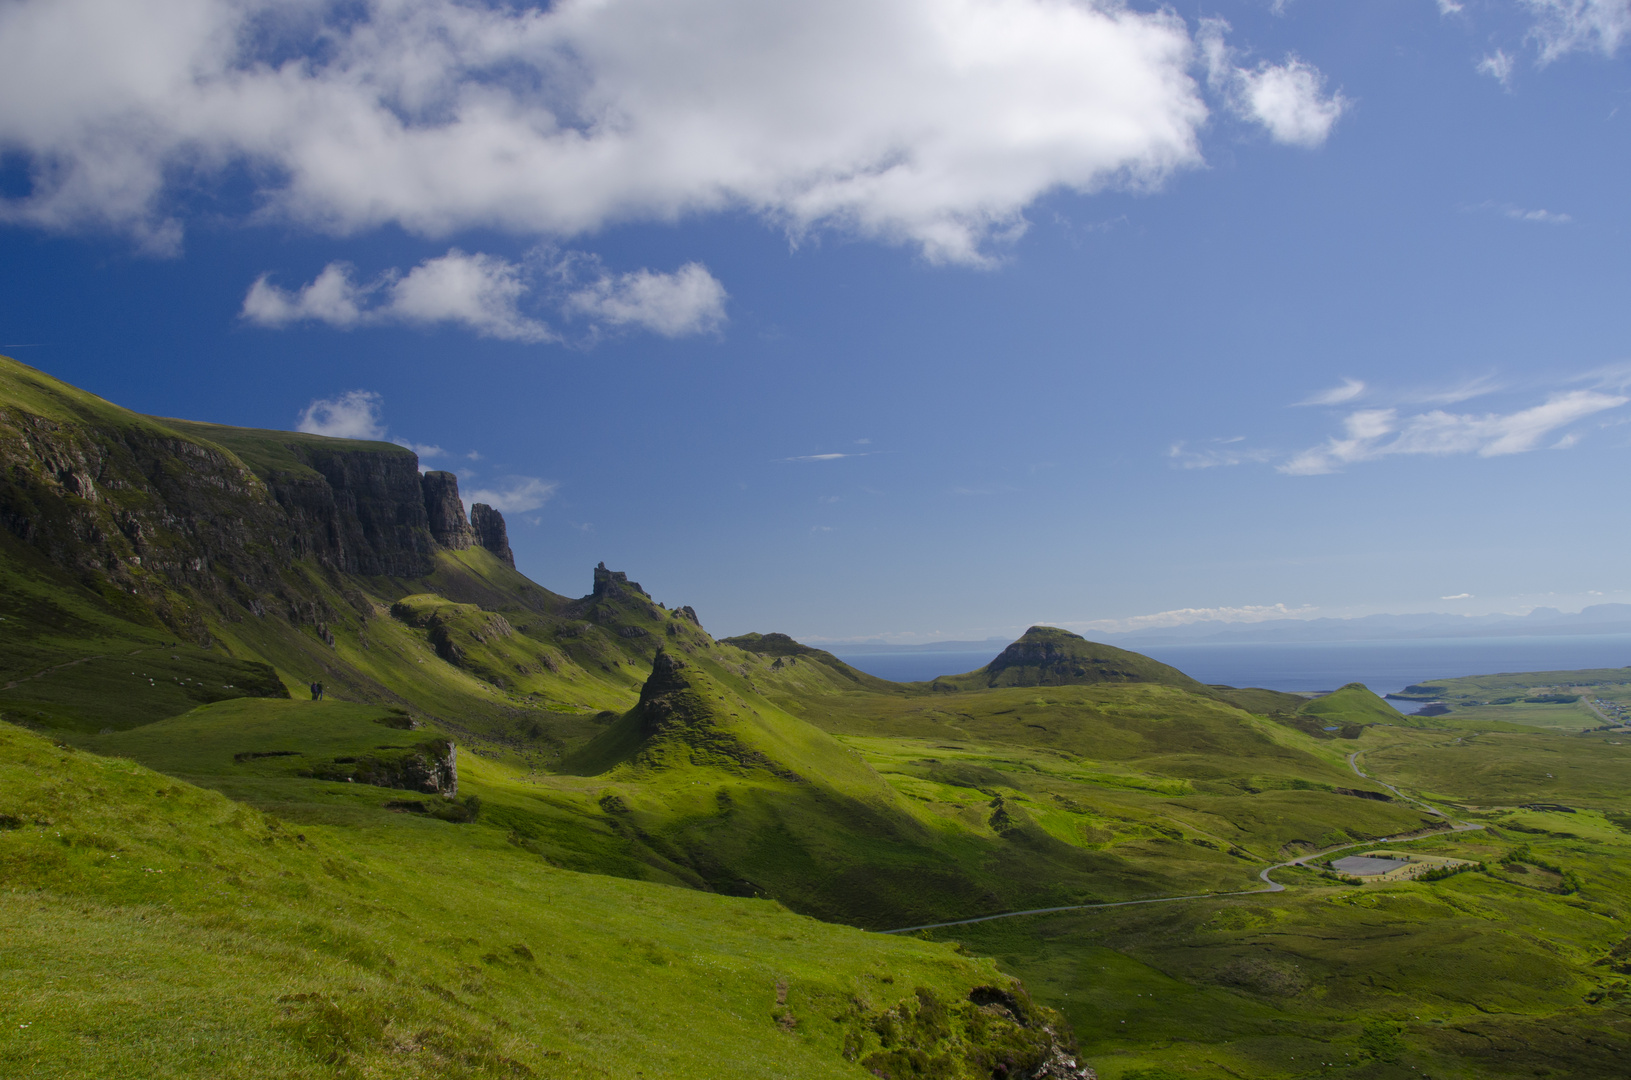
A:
[0,721,1077,1080]
[1298,682,1409,729]
[914,714,1631,1078]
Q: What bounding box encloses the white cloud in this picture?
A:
[243,264,367,329]
[464,476,558,513]
[1441,592,1473,599]
[1297,378,1366,406]
[296,390,386,440]
[393,439,445,458]
[1438,0,1466,13]
[1523,0,1631,63]
[1070,603,1317,634]
[1167,440,1275,469]
[563,262,727,337]
[1468,200,1572,224]
[0,0,1214,264]
[780,452,867,462]
[1280,389,1628,474]
[243,248,723,342]
[1200,19,1348,148]
[388,251,552,342]
[1477,49,1516,87]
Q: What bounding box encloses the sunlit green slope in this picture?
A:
[0,721,1083,1080]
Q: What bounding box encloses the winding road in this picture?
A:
[881,747,1482,936]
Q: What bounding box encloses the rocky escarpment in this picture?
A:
[421,471,475,550]
[470,502,514,567]
[0,358,515,642]
[258,442,437,577]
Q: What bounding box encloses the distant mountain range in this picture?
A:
[1103,606,1631,646]
[827,606,1631,652]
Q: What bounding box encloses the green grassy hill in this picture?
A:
[0,722,1080,1080]
[1298,682,1409,732]
[8,355,1631,1077]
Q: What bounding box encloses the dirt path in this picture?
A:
[881,756,1482,935]
[0,654,104,692]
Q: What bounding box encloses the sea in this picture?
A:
[832,634,1631,713]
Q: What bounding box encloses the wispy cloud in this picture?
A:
[1477,49,1516,88]
[1463,200,1573,225]
[244,249,727,344]
[1523,0,1631,63]
[1297,378,1366,406]
[1167,439,1275,470]
[1441,593,1473,600]
[1199,19,1349,148]
[297,390,386,441]
[1068,603,1317,634]
[464,477,559,514]
[1280,389,1627,474]
[393,439,445,459]
[779,451,873,462]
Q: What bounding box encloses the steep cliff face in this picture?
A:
[263,444,437,577]
[421,471,475,550]
[0,358,454,642]
[470,502,514,568]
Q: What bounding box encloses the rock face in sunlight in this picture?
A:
[420,470,475,550]
[470,502,514,568]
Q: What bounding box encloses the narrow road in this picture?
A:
[881,757,1482,935]
[1348,749,1443,816]
[1576,691,1614,726]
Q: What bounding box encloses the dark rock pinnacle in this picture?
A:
[469,503,515,568]
[420,471,474,550]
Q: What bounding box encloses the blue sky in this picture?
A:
[2,0,1628,642]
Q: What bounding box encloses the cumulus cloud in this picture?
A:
[245,251,550,341]
[1279,389,1627,474]
[464,476,559,513]
[388,251,552,342]
[243,248,724,342]
[296,390,387,440]
[562,262,728,338]
[1070,603,1317,634]
[0,0,1216,263]
[1200,19,1347,147]
[1523,0,1631,63]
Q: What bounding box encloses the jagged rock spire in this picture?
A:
[592,561,647,600]
[470,503,514,568]
[420,471,474,550]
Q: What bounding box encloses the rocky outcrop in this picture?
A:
[592,561,648,600]
[469,502,514,567]
[420,471,474,550]
[308,739,458,796]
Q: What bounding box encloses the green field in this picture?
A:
[4,355,1631,1077]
